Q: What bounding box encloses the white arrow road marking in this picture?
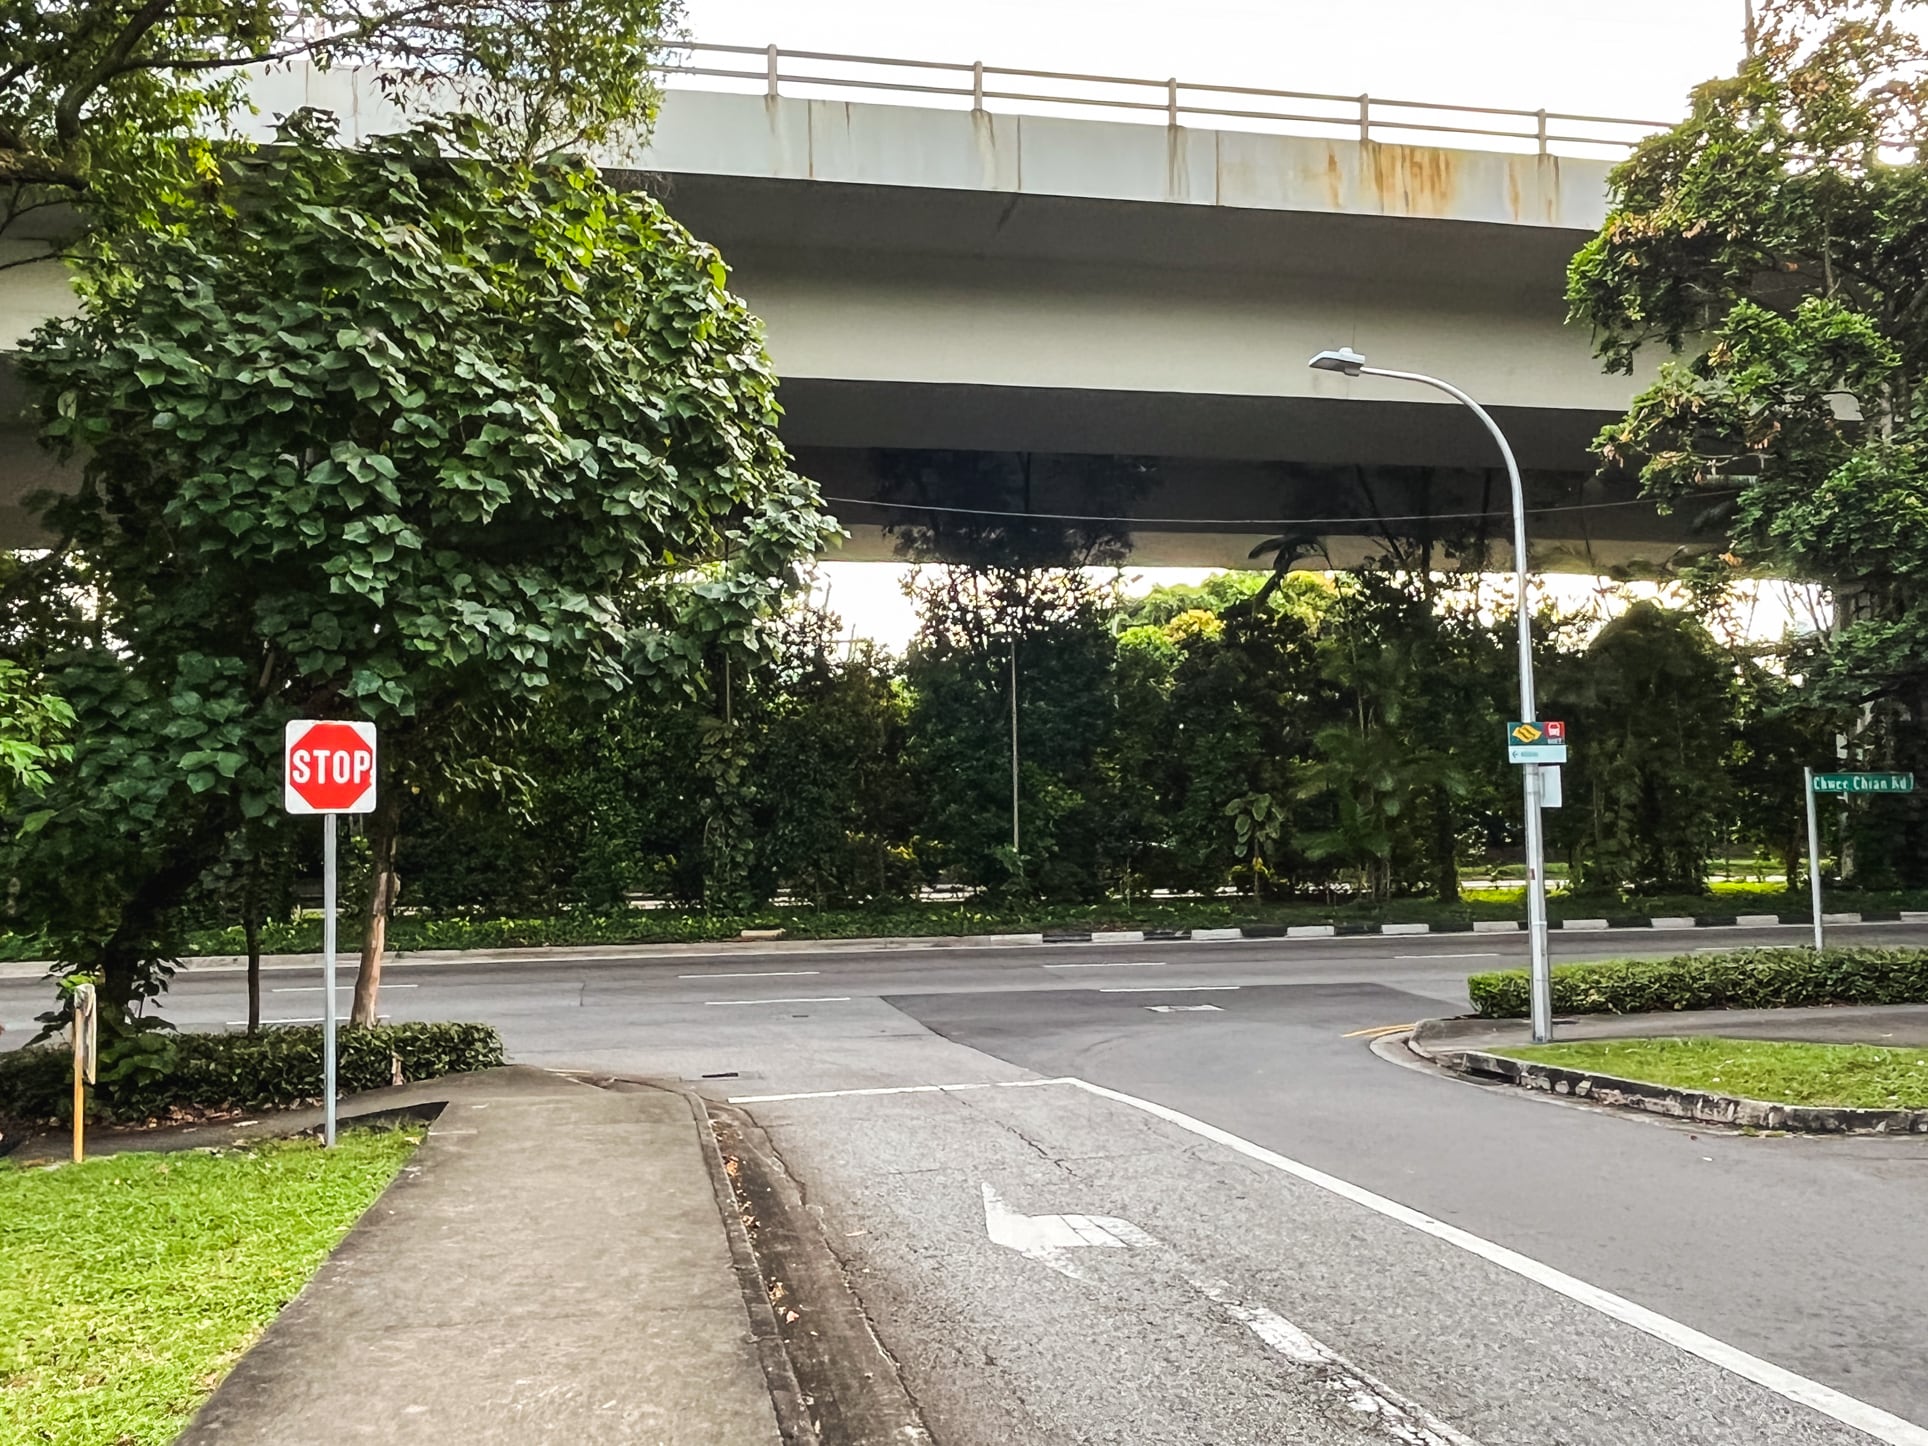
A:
[1192,1279,1479,1446]
[1145,1004,1223,1013]
[981,1183,1158,1279]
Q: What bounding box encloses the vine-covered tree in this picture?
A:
[1,0,676,260]
[1567,0,1928,882]
[18,113,834,1024]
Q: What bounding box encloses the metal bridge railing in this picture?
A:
[657,42,1671,157]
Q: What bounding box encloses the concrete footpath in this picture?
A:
[180,1066,784,1446]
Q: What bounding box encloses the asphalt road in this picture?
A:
[8,922,1928,1445]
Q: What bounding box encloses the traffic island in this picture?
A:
[1409,1010,1928,1134]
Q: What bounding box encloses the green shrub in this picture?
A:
[1467,947,1928,1019]
[0,1022,504,1125]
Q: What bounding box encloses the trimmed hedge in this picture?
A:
[1468,947,1928,1019]
[0,1022,505,1125]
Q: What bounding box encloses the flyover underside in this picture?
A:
[779,379,1718,572]
[0,370,1714,570]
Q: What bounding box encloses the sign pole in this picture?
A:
[282,717,375,1149]
[70,982,96,1164]
[1804,766,1824,953]
[322,811,338,1148]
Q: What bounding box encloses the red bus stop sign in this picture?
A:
[283,720,378,815]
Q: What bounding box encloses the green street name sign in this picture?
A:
[1812,772,1915,794]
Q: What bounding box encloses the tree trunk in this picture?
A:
[1432,784,1460,903]
[244,908,262,1035]
[350,807,400,1028]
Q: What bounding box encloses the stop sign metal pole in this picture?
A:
[322,811,339,1147]
[284,719,377,1148]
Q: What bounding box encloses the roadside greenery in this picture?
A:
[1496,1037,1928,1111]
[0,880,1909,967]
[1569,0,1928,886]
[0,1128,418,1445]
[15,110,831,1029]
[360,571,1870,924]
[1,0,677,261]
[0,1022,503,1125]
[1468,947,1928,1018]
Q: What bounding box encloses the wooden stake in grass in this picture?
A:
[70,982,97,1163]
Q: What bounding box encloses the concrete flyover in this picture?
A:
[0,47,1702,571]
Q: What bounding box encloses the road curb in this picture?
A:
[0,912,1914,982]
[1409,1032,1928,1135]
[706,1100,933,1445]
[685,1091,820,1446]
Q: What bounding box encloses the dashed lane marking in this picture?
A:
[704,996,852,1007]
[678,970,821,979]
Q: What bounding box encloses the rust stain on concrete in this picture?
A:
[1365,143,1464,217]
[1324,148,1345,212]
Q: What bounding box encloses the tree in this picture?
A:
[0,660,72,809]
[1545,603,1737,894]
[1567,0,1928,882]
[16,113,835,1023]
[745,604,916,907]
[1156,581,1332,897]
[1,0,677,262]
[902,566,1120,899]
[1298,578,1477,901]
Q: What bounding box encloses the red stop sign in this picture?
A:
[283,720,378,815]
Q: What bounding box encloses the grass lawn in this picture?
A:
[0,1128,418,1444]
[1498,1037,1928,1109]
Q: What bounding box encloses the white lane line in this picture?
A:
[272,984,418,992]
[1065,1077,1928,1446]
[1043,960,1167,969]
[729,1079,1064,1104]
[1192,1279,1477,1445]
[704,996,851,1007]
[1197,1278,1477,1443]
[1394,953,1500,960]
[1098,985,1240,993]
[677,969,821,979]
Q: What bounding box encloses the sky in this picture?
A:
[672,1,1757,649]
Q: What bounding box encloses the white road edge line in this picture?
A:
[271,983,418,992]
[704,996,851,1006]
[677,970,821,979]
[1043,961,1168,969]
[1191,1278,1477,1446]
[1393,953,1500,960]
[728,1079,1065,1104]
[1064,1077,1928,1446]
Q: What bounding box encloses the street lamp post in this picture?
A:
[1309,347,1555,1043]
